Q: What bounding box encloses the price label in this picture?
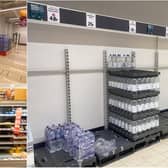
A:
[166,27,168,37]
[86,12,96,28]
[129,20,136,33]
[47,5,60,23]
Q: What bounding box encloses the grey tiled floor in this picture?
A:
[104,138,168,167]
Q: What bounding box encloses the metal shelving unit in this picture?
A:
[0,104,27,158]
[104,49,161,141]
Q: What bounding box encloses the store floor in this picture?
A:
[0,45,26,84]
[104,138,168,167]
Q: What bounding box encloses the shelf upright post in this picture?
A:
[154,37,159,72]
[64,49,72,123]
[103,50,108,130]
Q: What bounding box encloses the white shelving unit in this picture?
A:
[0,100,27,161]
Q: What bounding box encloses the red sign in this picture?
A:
[13,108,22,135]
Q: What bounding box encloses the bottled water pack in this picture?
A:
[109,115,159,134]
[45,124,64,153]
[108,76,160,92]
[45,122,95,161]
[95,138,117,158]
[109,95,159,113]
[108,52,135,68]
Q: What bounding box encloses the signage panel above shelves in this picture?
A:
[28,2,167,38]
[96,15,129,32]
[60,8,86,26]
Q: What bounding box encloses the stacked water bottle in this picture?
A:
[107,51,160,140]
[45,122,95,161]
[108,76,159,91]
[109,114,159,134]
[107,52,136,68]
[109,95,159,113]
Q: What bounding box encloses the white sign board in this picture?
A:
[129,20,136,33]
[86,13,96,28]
[166,27,168,37]
[47,5,60,23]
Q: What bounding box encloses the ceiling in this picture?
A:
[0,0,26,23]
[0,1,25,9]
[38,1,168,26]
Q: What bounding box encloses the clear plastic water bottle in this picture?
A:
[113,54,117,68]
[132,100,137,113]
[132,122,136,134]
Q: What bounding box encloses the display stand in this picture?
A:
[106,50,160,141]
[96,50,161,165]
[0,103,27,166]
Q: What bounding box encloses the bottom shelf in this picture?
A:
[34,147,96,167]
[108,123,160,141]
[94,129,160,166]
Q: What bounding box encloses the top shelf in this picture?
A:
[28,19,167,40]
[28,2,168,39]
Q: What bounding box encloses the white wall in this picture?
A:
[14,25,27,44]
[28,2,168,143]
[0,16,7,34]
[28,42,168,143]
[0,16,14,38]
[159,50,168,110]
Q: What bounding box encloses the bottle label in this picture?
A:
[132,106,137,113]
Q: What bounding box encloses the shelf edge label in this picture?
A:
[47,5,60,23]
[129,20,136,33]
[86,12,96,28]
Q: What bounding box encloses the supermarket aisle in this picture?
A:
[105,138,168,167]
[0,45,26,83]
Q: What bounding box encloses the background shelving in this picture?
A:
[0,88,27,161]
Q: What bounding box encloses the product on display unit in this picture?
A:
[106,50,160,141]
[0,88,27,101]
[0,35,12,56]
[45,123,95,163]
[95,138,116,157]
[0,107,27,158]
